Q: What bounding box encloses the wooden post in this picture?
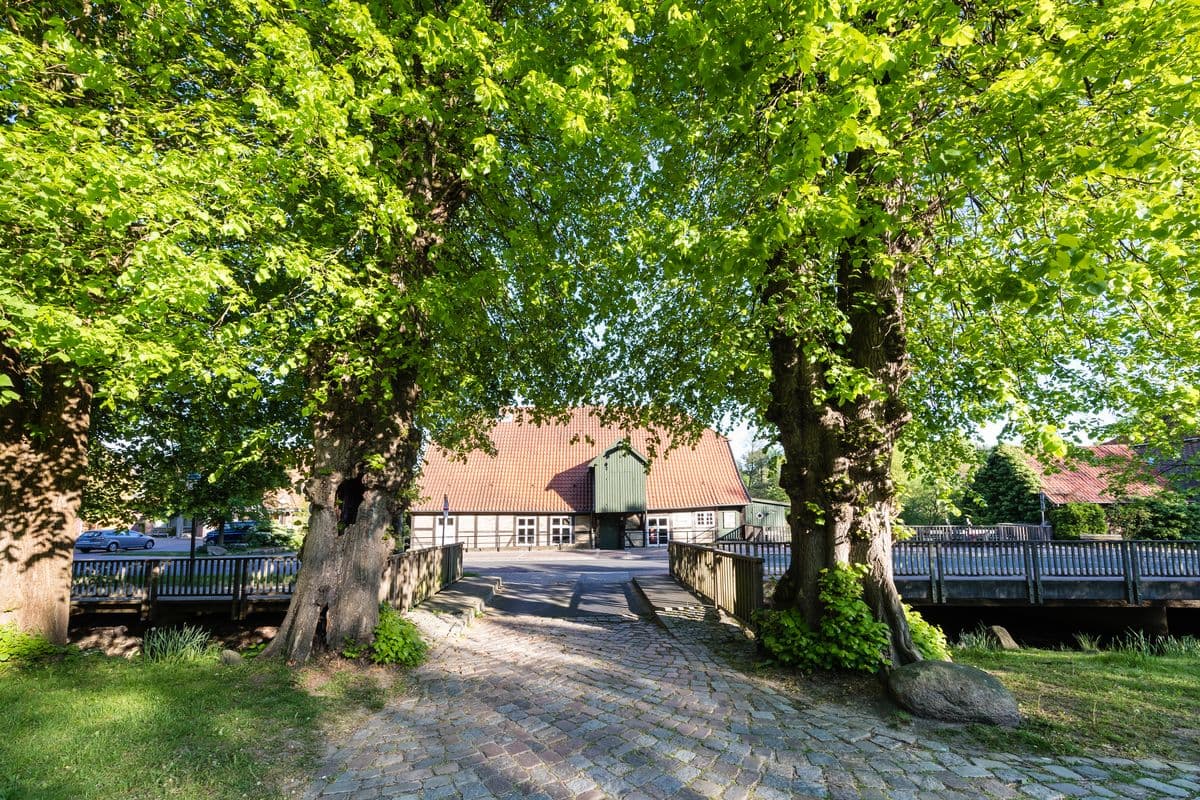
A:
[1130,541,1143,604]
[142,559,161,621]
[927,542,940,604]
[1023,541,1037,604]
[231,558,249,620]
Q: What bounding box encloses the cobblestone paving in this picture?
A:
[306,604,1200,800]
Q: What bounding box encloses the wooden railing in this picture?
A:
[72,543,464,619]
[714,539,1200,605]
[380,543,464,610]
[668,542,764,625]
[905,524,1051,541]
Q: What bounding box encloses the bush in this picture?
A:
[756,564,890,673]
[905,606,951,661]
[1049,502,1107,539]
[0,624,65,667]
[142,625,216,663]
[1108,495,1200,540]
[367,604,427,666]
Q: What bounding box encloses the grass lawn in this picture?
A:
[952,647,1200,761]
[0,654,328,800]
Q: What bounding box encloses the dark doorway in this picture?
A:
[596,515,624,550]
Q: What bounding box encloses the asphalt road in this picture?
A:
[73,536,202,560]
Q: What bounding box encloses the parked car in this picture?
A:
[76,529,156,553]
[204,521,264,547]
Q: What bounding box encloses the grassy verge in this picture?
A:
[0,653,351,800]
[952,646,1200,761]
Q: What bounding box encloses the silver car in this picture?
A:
[76,529,156,553]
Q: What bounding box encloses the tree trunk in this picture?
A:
[264,363,421,665]
[764,213,923,665]
[217,517,226,548]
[0,355,92,645]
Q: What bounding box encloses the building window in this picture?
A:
[516,517,536,545]
[695,511,715,529]
[550,516,574,544]
[648,516,670,546]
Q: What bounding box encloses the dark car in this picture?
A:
[204,521,263,546]
[76,529,156,553]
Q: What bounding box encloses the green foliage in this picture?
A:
[954,626,999,653]
[963,446,1044,525]
[366,605,427,667]
[895,442,984,526]
[1107,495,1200,540]
[0,625,65,667]
[756,564,890,673]
[141,625,216,663]
[740,447,788,502]
[1048,502,1108,540]
[904,606,951,661]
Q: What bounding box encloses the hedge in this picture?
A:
[1049,502,1108,540]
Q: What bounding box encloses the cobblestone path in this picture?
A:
[306,579,1200,800]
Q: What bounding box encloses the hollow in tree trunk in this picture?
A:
[0,353,92,644]
[264,364,421,665]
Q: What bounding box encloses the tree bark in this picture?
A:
[264,361,421,665]
[764,212,922,665]
[0,353,92,645]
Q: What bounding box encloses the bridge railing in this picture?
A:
[715,539,1200,605]
[72,543,464,619]
[905,524,1051,541]
[668,542,764,625]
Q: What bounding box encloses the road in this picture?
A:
[464,548,668,618]
[73,536,201,561]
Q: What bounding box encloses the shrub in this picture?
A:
[1049,502,1107,539]
[904,606,951,661]
[368,604,427,666]
[0,624,64,667]
[142,625,216,663]
[1108,495,1200,540]
[756,564,890,673]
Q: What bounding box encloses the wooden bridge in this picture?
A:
[70,544,464,619]
[711,539,1200,607]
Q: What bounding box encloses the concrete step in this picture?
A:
[417,575,503,628]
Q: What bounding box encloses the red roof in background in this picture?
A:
[413,408,750,513]
[1029,443,1163,505]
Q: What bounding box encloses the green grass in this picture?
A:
[0,654,325,800]
[952,646,1200,761]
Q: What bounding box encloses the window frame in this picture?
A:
[694,511,715,529]
[516,516,536,545]
[549,516,574,545]
[647,515,670,546]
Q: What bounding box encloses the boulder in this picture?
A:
[207,545,227,556]
[219,649,244,666]
[987,625,1020,650]
[888,660,1021,727]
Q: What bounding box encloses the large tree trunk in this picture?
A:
[264,362,421,665]
[764,206,922,665]
[0,354,92,645]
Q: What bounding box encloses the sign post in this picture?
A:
[442,494,449,547]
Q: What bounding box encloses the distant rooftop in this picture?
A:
[413,407,749,514]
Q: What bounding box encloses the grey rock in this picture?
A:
[887,660,1021,727]
[208,545,228,555]
[219,648,244,666]
[988,625,1020,650]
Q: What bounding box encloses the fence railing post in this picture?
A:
[1129,541,1142,604]
[141,559,160,621]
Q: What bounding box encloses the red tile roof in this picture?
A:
[1029,443,1163,505]
[413,408,750,514]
